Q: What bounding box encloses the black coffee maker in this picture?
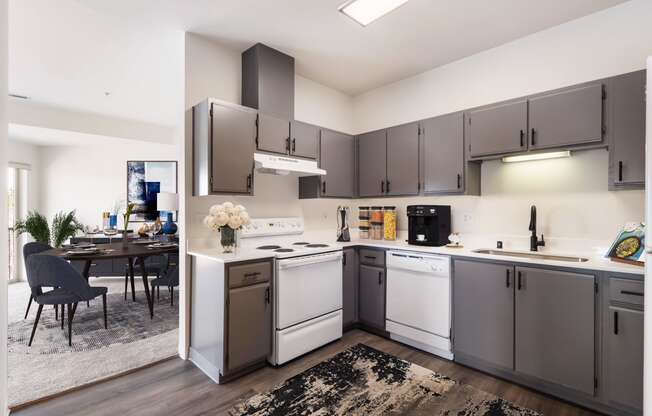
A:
[407,205,451,246]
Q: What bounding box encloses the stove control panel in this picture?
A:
[241,217,304,238]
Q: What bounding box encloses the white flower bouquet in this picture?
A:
[203,202,250,252]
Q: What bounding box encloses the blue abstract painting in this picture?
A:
[127,161,177,222]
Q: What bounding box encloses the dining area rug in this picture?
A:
[7,279,179,407]
[229,343,541,416]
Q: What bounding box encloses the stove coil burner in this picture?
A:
[306,244,329,248]
[257,245,282,250]
[274,248,295,253]
[292,242,310,245]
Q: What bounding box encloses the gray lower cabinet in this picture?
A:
[290,120,319,159]
[467,100,528,158]
[610,70,646,188]
[193,99,256,196]
[257,113,290,155]
[358,264,385,330]
[528,83,604,150]
[514,267,596,396]
[386,122,419,196]
[225,261,272,374]
[358,129,387,197]
[342,248,358,328]
[453,260,514,371]
[422,112,464,194]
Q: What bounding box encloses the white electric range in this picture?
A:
[241,218,344,365]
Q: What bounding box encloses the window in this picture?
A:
[7,167,17,281]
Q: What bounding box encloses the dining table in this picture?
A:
[44,241,179,319]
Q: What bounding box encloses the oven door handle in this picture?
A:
[278,252,343,269]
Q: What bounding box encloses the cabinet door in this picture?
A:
[358,130,387,197]
[320,130,354,198]
[529,83,603,150]
[211,102,256,194]
[453,260,514,371]
[342,248,358,327]
[422,113,464,193]
[606,307,643,411]
[611,70,646,186]
[386,122,419,196]
[290,120,319,160]
[515,267,595,395]
[358,264,385,330]
[257,113,290,155]
[226,282,271,372]
[467,100,527,158]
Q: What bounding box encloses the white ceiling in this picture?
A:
[9,0,628,127]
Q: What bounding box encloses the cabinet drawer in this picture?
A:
[228,261,272,289]
[359,249,385,267]
[610,278,644,306]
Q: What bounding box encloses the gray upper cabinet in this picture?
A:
[610,70,646,188]
[467,100,528,158]
[226,281,271,373]
[193,99,256,196]
[422,113,464,194]
[358,264,385,330]
[514,267,595,396]
[257,113,290,155]
[321,130,355,198]
[358,129,387,197]
[606,306,643,411]
[386,122,419,196]
[529,83,604,150]
[453,260,515,371]
[291,120,319,159]
[242,43,294,120]
[342,248,358,328]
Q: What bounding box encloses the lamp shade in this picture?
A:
[157,192,179,212]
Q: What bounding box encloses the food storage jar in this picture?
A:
[370,222,383,240]
[370,206,383,223]
[383,206,396,240]
[359,206,370,219]
[358,226,370,239]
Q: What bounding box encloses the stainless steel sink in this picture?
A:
[472,249,589,263]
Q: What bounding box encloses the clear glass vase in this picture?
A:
[220,226,237,253]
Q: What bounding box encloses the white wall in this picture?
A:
[38,142,177,229]
[1,0,8,412]
[184,33,354,240]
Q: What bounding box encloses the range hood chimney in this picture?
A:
[242,43,326,176]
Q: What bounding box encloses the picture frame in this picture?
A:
[126,160,178,222]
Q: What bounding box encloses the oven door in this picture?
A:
[276,251,343,330]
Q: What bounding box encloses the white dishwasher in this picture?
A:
[386,250,452,360]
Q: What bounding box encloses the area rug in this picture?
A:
[229,344,541,416]
[7,281,179,406]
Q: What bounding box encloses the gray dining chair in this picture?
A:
[123,257,165,301]
[23,242,55,320]
[26,254,109,346]
[150,265,179,313]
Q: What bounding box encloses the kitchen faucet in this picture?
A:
[529,205,545,252]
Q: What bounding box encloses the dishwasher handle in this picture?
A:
[278,251,342,269]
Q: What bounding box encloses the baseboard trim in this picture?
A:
[8,354,178,412]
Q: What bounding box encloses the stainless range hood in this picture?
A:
[254,152,326,176]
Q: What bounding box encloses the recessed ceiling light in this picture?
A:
[338,0,410,27]
[502,151,571,163]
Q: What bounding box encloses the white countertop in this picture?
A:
[187,235,644,275]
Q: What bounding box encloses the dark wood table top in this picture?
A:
[44,242,179,261]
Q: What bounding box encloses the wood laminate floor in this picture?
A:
[11,329,599,416]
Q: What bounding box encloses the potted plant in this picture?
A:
[203,202,250,253]
[15,210,85,248]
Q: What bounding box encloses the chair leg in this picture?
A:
[24,295,33,320]
[102,294,107,329]
[54,304,58,321]
[130,271,136,302]
[67,304,73,346]
[157,285,160,302]
[150,282,155,316]
[28,304,43,347]
[61,304,65,330]
[171,286,174,307]
[124,270,129,301]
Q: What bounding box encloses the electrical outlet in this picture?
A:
[462,213,473,223]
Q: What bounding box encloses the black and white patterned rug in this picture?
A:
[8,290,179,354]
[230,344,541,416]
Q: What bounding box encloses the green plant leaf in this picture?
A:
[51,210,85,248]
[14,211,50,244]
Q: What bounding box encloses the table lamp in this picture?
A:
[157,192,179,236]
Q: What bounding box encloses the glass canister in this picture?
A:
[383,206,396,240]
[358,206,370,229]
[359,226,370,239]
[370,206,384,223]
[370,222,383,240]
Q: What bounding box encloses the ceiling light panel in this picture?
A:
[502,151,571,163]
[338,0,410,26]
